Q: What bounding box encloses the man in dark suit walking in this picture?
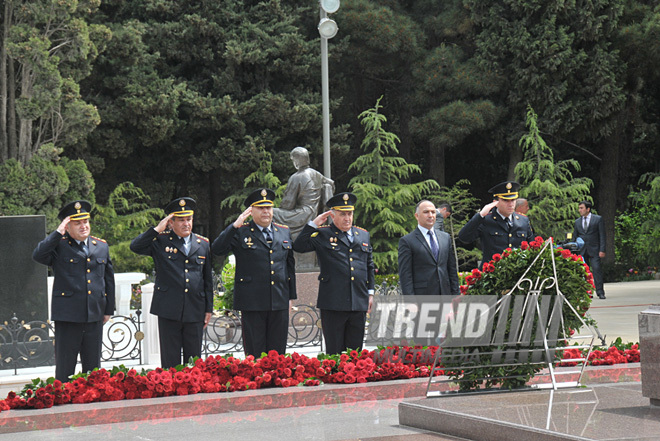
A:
[458,181,533,267]
[33,200,115,382]
[130,197,213,368]
[212,189,296,357]
[573,200,606,299]
[293,192,374,355]
[399,200,459,296]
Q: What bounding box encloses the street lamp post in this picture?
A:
[318,0,339,179]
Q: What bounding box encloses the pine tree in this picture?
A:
[515,106,593,240]
[349,97,439,273]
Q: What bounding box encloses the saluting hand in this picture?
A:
[233,207,253,228]
[155,214,174,233]
[56,216,71,235]
[480,200,499,217]
[312,210,332,227]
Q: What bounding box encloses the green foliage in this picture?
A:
[3,0,109,161]
[467,0,625,140]
[92,182,164,273]
[0,145,94,230]
[614,174,660,271]
[82,0,327,234]
[220,143,282,224]
[374,273,399,287]
[515,106,593,239]
[349,97,440,273]
[215,262,236,311]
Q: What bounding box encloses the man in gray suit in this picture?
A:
[398,200,460,296]
[573,200,606,299]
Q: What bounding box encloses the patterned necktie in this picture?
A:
[428,230,439,260]
[264,228,273,245]
[344,231,353,243]
[81,241,89,256]
[506,217,513,231]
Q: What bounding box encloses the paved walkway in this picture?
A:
[586,279,660,345]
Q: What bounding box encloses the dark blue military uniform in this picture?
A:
[458,207,533,265]
[212,220,296,356]
[130,197,213,368]
[32,201,115,382]
[294,218,375,354]
[130,229,213,321]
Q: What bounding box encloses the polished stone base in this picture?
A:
[400,382,660,440]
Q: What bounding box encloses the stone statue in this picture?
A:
[273,147,334,240]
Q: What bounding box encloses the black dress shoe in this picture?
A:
[598,294,606,299]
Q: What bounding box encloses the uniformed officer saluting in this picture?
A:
[212,188,297,357]
[130,197,213,369]
[293,192,375,355]
[458,181,533,266]
[32,200,115,383]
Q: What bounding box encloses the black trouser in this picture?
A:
[320,309,366,355]
[157,317,204,369]
[240,310,289,357]
[54,320,104,383]
[584,253,605,296]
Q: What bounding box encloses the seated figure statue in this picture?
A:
[273,147,334,240]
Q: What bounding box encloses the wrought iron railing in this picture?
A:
[0,315,55,375]
[101,311,144,364]
[1,282,400,373]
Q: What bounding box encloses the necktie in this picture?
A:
[345,231,353,243]
[428,230,438,259]
[81,241,89,256]
[183,237,190,255]
[583,217,588,231]
[506,217,513,230]
[264,228,273,245]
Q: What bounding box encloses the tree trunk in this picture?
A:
[7,56,16,158]
[17,69,32,164]
[0,1,10,160]
[508,142,523,181]
[429,143,445,186]
[209,169,224,239]
[598,103,635,265]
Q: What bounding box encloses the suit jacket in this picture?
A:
[33,231,115,323]
[458,208,533,264]
[211,221,296,311]
[293,223,374,312]
[398,227,459,296]
[573,214,605,257]
[131,228,213,322]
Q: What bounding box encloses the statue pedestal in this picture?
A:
[295,251,318,272]
[639,305,660,406]
[294,271,320,308]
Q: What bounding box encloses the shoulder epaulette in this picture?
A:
[159,229,171,235]
[273,222,289,229]
[318,225,331,229]
[354,226,369,233]
[196,234,209,242]
[90,236,107,243]
[515,213,528,217]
